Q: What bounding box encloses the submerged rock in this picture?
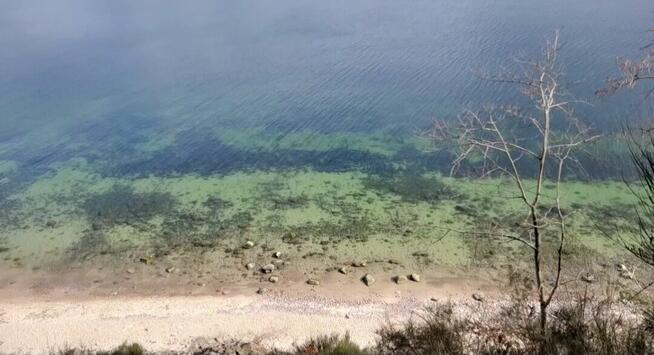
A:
[46,220,57,228]
[362,274,375,286]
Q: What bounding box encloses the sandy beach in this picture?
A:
[0,271,496,354]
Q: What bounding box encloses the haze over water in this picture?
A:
[1,0,652,168]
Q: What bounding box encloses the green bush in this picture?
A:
[296,333,367,355]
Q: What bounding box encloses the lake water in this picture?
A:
[0,1,651,288]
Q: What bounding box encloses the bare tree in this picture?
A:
[598,28,654,97]
[425,31,600,331]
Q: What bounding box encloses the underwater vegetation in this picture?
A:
[108,130,396,177]
[82,185,177,228]
[363,173,455,203]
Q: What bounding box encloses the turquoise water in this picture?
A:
[0,1,651,278]
[1,1,651,175]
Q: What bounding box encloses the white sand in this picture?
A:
[0,293,432,353]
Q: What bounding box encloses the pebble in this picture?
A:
[165,267,176,273]
[409,273,421,282]
[472,293,485,302]
[256,288,268,295]
[306,278,320,286]
[581,273,595,283]
[393,275,408,284]
[338,266,349,275]
[273,251,282,259]
[352,261,367,267]
[261,264,275,273]
[269,276,279,283]
[243,241,254,249]
[245,263,255,270]
[126,268,135,274]
[362,274,375,286]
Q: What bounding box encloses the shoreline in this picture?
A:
[0,275,495,354]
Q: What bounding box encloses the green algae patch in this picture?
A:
[0,160,18,175]
[0,159,641,273]
[136,132,176,153]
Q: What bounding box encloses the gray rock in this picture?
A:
[620,270,634,280]
[307,278,320,286]
[261,264,276,273]
[581,273,595,283]
[393,275,408,284]
[472,293,485,302]
[243,241,254,249]
[269,276,279,283]
[362,274,375,286]
[273,259,285,266]
[409,273,421,282]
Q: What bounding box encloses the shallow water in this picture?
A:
[0,1,651,285]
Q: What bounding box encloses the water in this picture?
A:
[0,1,651,284]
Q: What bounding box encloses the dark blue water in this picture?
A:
[0,0,652,178]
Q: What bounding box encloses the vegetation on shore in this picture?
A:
[55,295,654,355]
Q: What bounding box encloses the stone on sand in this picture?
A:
[362,274,375,286]
[261,264,275,273]
[393,275,408,284]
